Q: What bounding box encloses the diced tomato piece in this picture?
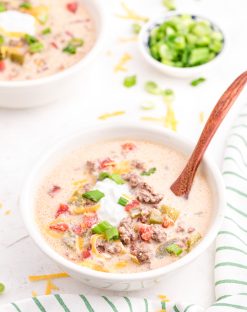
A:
[48,185,61,197]
[50,42,58,49]
[99,158,115,169]
[121,143,136,152]
[83,214,98,229]
[125,199,140,212]
[162,217,174,228]
[55,204,70,218]
[72,224,85,235]
[66,2,78,13]
[139,224,153,242]
[0,60,5,72]
[81,249,91,259]
[49,223,68,232]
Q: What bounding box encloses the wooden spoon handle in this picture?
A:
[171,71,247,197]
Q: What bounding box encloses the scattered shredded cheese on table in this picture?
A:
[45,279,59,295]
[116,2,149,22]
[98,111,125,120]
[29,272,69,282]
[114,53,132,72]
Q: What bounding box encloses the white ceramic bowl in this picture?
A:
[0,0,106,109]
[138,12,226,78]
[21,123,225,291]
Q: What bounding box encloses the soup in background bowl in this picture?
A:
[21,124,225,291]
[0,0,106,108]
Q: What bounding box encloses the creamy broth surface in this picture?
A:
[0,0,96,80]
[36,140,212,273]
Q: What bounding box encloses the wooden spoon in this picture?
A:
[171,71,247,198]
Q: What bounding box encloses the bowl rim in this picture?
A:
[20,122,226,282]
[138,11,226,73]
[0,0,107,88]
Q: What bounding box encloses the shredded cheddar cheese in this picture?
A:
[32,291,37,297]
[75,236,84,253]
[130,255,140,265]
[73,203,100,215]
[45,279,59,295]
[158,295,169,302]
[164,101,178,131]
[72,179,88,186]
[114,53,132,72]
[90,234,105,258]
[98,111,125,120]
[80,260,109,272]
[29,272,69,282]
[112,160,131,174]
[46,218,66,238]
[141,116,163,123]
[116,2,149,22]
[115,261,128,269]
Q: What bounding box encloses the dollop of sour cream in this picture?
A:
[0,10,36,36]
[94,179,131,227]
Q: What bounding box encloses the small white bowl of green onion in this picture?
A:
[139,13,225,77]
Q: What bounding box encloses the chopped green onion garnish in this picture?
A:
[20,2,32,9]
[69,38,84,47]
[98,172,125,185]
[92,221,112,234]
[163,89,175,103]
[29,42,44,53]
[118,196,129,206]
[163,89,174,96]
[148,15,223,68]
[0,282,5,294]
[144,81,162,95]
[190,77,206,87]
[166,243,182,256]
[24,34,38,45]
[140,101,155,110]
[82,190,105,202]
[0,3,6,12]
[63,44,77,54]
[92,221,119,241]
[141,167,156,176]
[123,75,137,88]
[0,35,4,45]
[42,27,52,35]
[132,23,141,34]
[105,226,119,241]
[162,0,176,11]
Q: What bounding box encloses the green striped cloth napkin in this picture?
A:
[2,108,247,312]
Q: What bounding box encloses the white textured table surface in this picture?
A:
[0,0,247,308]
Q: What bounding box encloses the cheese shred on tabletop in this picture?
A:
[29,272,69,282]
[98,111,125,120]
[45,279,59,295]
[116,2,148,22]
[114,53,132,72]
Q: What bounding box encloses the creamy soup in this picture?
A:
[0,0,96,80]
[36,140,213,273]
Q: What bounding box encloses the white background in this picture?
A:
[0,0,247,308]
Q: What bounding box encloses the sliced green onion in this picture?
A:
[24,34,38,45]
[42,27,52,35]
[140,101,155,111]
[190,77,206,87]
[166,243,182,256]
[63,44,76,54]
[92,221,112,234]
[29,42,44,53]
[163,89,175,103]
[92,221,119,241]
[82,190,105,202]
[20,2,32,9]
[0,3,6,12]
[141,167,156,176]
[98,172,125,185]
[105,226,119,240]
[162,0,176,10]
[110,173,125,185]
[144,81,162,95]
[132,23,141,34]
[118,196,129,206]
[123,75,137,88]
[0,282,5,294]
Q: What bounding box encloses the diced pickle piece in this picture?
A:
[149,210,163,224]
[156,239,177,258]
[160,205,180,222]
[10,52,25,65]
[186,232,202,252]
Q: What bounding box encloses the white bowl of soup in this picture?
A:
[0,0,106,108]
[21,123,225,291]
